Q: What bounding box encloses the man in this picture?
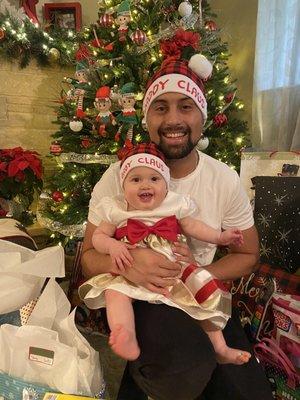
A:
[81,41,273,400]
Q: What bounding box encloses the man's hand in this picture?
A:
[172,241,197,264]
[121,248,181,296]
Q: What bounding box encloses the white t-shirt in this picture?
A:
[88,150,254,265]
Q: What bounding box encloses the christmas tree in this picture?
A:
[38,0,250,246]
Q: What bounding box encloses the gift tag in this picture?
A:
[29,347,54,366]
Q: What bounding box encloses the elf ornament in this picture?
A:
[115,0,131,42]
[66,61,90,119]
[94,86,116,136]
[116,82,138,143]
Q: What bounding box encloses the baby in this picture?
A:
[79,143,251,365]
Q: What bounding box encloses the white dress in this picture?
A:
[79,191,231,329]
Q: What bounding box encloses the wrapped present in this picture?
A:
[252,176,300,273]
[43,394,96,399]
[227,264,300,340]
[0,371,57,400]
[240,150,300,201]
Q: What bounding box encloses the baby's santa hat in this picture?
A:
[119,142,170,187]
[143,29,212,122]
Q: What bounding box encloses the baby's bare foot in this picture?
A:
[109,324,140,361]
[216,346,251,365]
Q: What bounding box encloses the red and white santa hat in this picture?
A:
[142,29,212,122]
[119,143,170,187]
[95,86,111,101]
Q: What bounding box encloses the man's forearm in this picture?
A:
[81,248,114,278]
[204,251,259,281]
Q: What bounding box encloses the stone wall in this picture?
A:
[0,60,72,171]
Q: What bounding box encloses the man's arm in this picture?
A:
[81,221,182,295]
[204,225,260,281]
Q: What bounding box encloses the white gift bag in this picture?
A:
[0,279,105,397]
[0,240,65,314]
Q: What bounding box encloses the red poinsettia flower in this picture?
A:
[160,29,200,60]
[174,29,200,50]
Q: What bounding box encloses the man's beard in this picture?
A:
[157,125,198,159]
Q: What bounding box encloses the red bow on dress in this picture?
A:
[115,215,180,244]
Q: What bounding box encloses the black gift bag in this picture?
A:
[252,176,300,274]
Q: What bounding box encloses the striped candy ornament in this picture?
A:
[98,13,114,27]
[130,29,147,45]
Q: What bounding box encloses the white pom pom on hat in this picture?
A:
[188,54,213,80]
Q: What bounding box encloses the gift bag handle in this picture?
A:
[254,338,298,389]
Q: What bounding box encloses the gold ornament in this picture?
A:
[48,48,60,62]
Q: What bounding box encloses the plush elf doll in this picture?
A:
[94,86,116,136]
[66,61,90,118]
[115,0,131,42]
[116,82,138,143]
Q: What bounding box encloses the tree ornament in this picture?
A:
[205,20,217,31]
[69,118,83,132]
[225,92,235,103]
[178,1,193,17]
[50,142,62,155]
[0,28,5,41]
[48,47,60,63]
[116,0,131,42]
[65,61,90,119]
[94,86,116,136]
[116,82,138,144]
[197,136,209,150]
[213,113,228,127]
[130,29,147,46]
[98,13,114,27]
[188,54,213,80]
[52,191,64,202]
[81,137,92,148]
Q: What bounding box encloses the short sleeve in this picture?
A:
[90,197,116,226]
[222,171,254,230]
[88,162,122,226]
[177,194,198,219]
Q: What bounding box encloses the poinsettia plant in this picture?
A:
[0,147,43,224]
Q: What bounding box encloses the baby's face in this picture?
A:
[123,166,167,211]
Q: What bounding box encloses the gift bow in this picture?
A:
[126,215,179,244]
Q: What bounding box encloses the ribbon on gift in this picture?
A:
[115,215,180,244]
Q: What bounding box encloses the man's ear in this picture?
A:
[142,117,148,130]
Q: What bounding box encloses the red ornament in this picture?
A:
[213,113,228,127]
[52,191,64,202]
[50,142,62,155]
[98,14,114,27]
[205,20,217,31]
[130,29,147,46]
[81,137,91,148]
[225,92,235,104]
[0,28,5,41]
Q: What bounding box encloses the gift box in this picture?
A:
[240,150,300,201]
[227,264,300,340]
[252,176,300,274]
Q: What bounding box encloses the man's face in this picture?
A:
[146,92,203,159]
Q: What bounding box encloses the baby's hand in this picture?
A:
[109,241,136,272]
[219,229,244,246]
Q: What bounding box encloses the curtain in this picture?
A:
[252,0,300,150]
